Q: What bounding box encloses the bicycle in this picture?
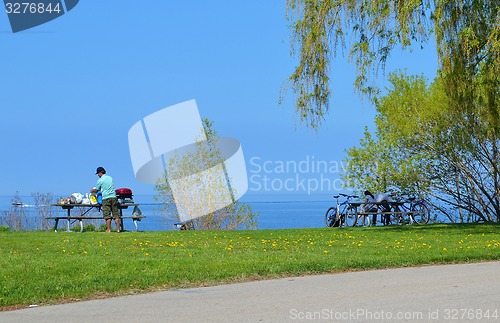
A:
[325,193,359,228]
[389,194,431,225]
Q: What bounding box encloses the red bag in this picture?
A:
[115,188,133,199]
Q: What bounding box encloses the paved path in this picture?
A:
[2,261,499,322]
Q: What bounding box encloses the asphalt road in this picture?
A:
[2,261,499,322]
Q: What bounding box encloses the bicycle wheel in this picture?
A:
[325,207,338,227]
[411,203,430,224]
[344,206,358,227]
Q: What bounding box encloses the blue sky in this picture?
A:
[0,1,438,199]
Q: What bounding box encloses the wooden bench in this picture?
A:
[356,211,414,225]
[357,211,414,216]
[45,215,146,232]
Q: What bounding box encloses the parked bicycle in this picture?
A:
[389,194,431,225]
[325,193,359,228]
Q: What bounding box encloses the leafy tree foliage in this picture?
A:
[284,0,499,129]
[343,71,500,222]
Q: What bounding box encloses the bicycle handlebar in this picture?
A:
[333,194,359,199]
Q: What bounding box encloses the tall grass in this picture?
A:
[0,223,499,310]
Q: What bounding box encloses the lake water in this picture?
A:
[0,194,336,231]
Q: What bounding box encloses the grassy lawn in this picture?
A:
[1,223,499,310]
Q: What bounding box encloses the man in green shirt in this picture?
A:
[91,166,120,232]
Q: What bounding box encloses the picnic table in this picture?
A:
[48,203,146,232]
[349,201,411,225]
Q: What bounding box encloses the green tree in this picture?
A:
[343,71,500,222]
[284,0,500,129]
[155,119,258,230]
[342,73,435,196]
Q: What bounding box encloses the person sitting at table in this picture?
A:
[360,190,377,226]
[376,191,392,225]
[362,190,391,226]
